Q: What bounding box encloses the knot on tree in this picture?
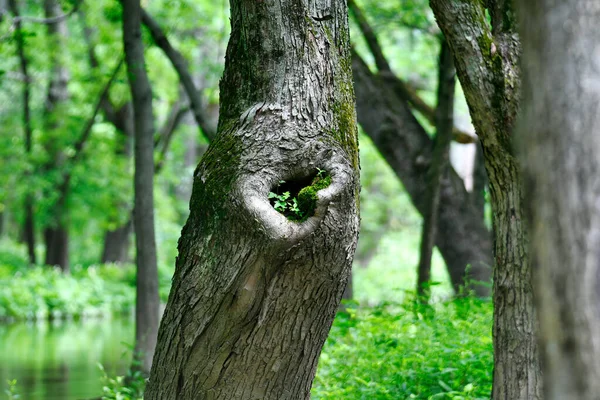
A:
[239,148,350,247]
[268,168,332,222]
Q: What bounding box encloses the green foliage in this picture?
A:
[4,379,20,400]
[268,169,332,222]
[99,362,145,400]
[313,298,493,399]
[0,264,135,321]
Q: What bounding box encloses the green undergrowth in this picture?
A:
[0,248,172,321]
[312,298,493,399]
[94,297,492,400]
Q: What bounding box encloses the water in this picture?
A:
[0,317,134,400]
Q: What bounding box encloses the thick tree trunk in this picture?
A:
[43,0,70,271]
[429,0,541,398]
[9,0,36,265]
[122,0,160,374]
[416,39,456,300]
[352,54,492,297]
[145,0,359,397]
[519,2,600,399]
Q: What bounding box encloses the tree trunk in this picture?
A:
[122,0,159,375]
[44,226,69,269]
[429,0,541,398]
[145,0,359,397]
[519,2,600,398]
[8,0,36,265]
[43,0,70,270]
[352,54,492,297]
[416,39,456,300]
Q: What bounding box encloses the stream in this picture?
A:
[0,317,134,400]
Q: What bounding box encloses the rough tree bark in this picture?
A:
[8,0,36,265]
[42,0,70,270]
[145,0,359,397]
[416,39,456,300]
[122,0,160,374]
[518,1,600,399]
[352,54,492,297]
[429,0,540,398]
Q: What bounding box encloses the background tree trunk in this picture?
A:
[416,39,455,300]
[352,54,492,297]
[145,0,360,397]
[8,0,36,265]
[43,0,70,270]
[122,0,160,374]
[519,1,600,398]
[429,0,541,397]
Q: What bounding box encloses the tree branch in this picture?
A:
[349,0,475,144]
[154,97,190,174]
[348,0,391,72]
[79,7,118,124]
[138,6,216,141]
[11,0,81,24]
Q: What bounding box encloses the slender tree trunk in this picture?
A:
[519,2,600,398]
[122,0,159,375]
[429,0,541,398]
[416,39,455,300]
[8,0,36,265]
[145,0,359,397]
[352,54,492,297]
[43,0,70,270]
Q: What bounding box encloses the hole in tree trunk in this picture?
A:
[268,169,331,222]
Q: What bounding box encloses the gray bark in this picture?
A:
[429,0,541,398]
[122,0,160,374]
[352,54,492,297]
[518,1,600,399]
[416,39,456,300]
[145,0,359,397]
[8,0,36,265]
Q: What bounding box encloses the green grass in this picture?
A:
[312,299,493,399]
